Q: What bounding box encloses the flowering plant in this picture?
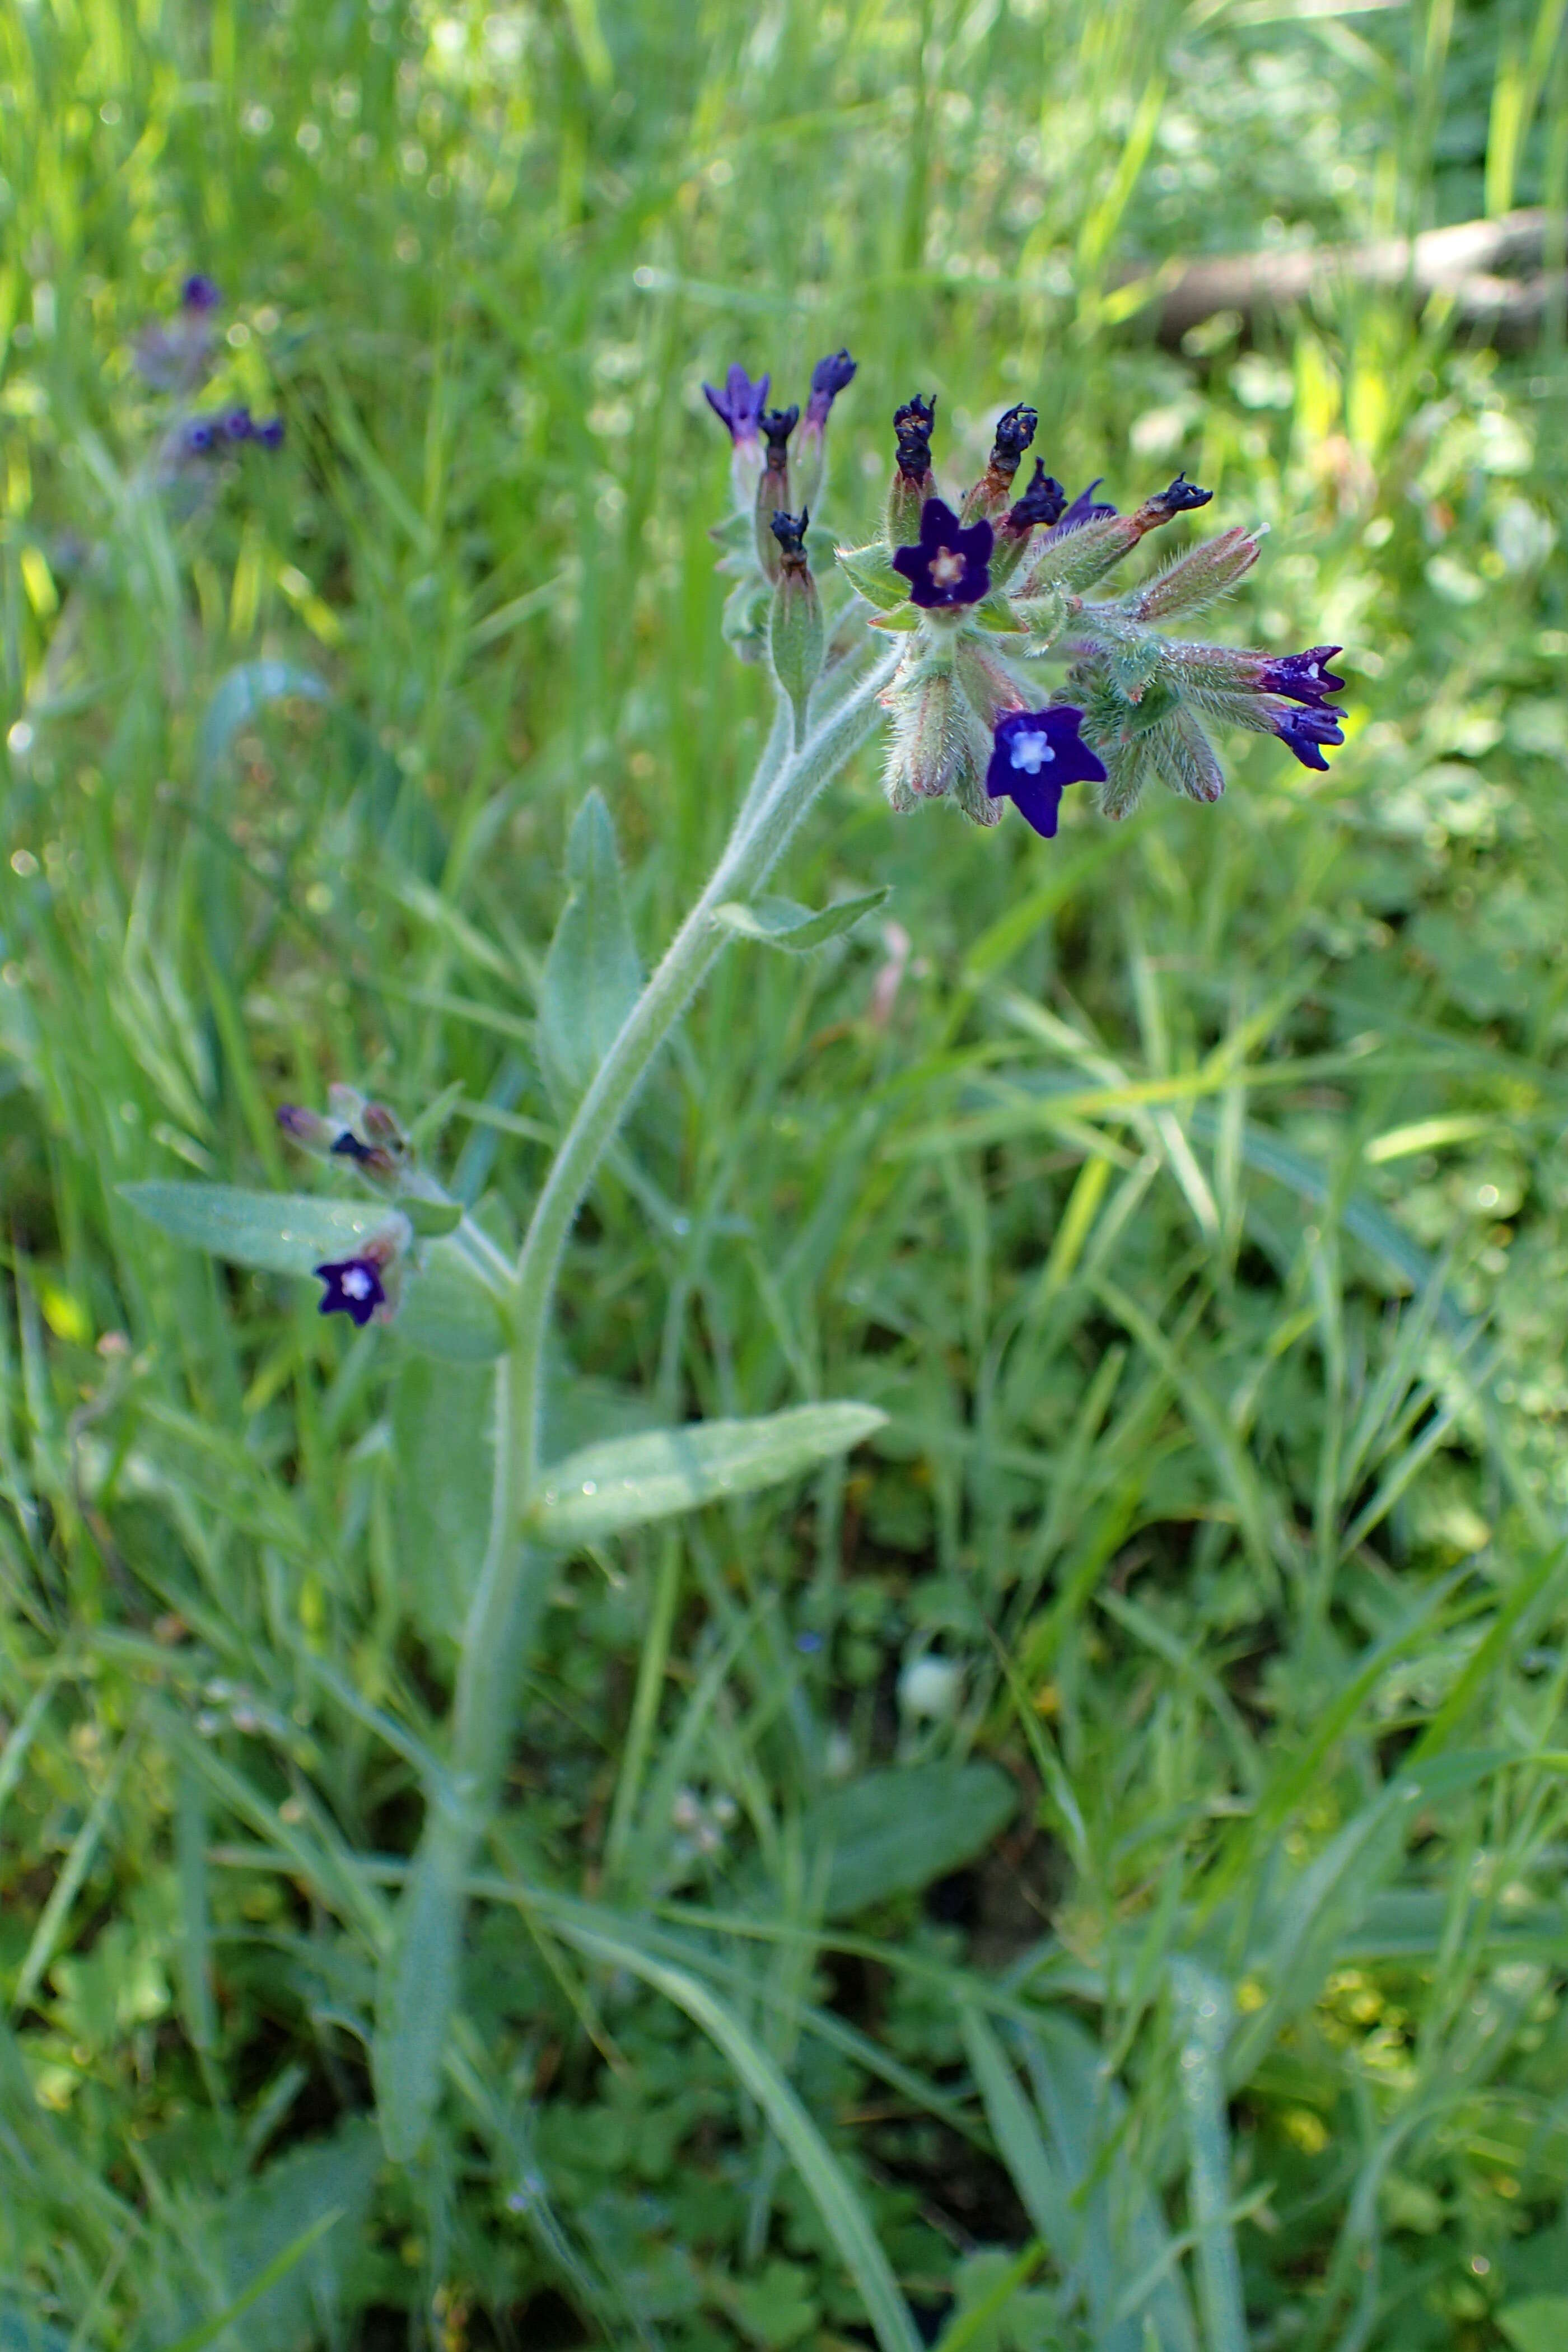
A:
[127,343,1347,2169]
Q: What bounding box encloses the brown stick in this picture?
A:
[1130,208,1564,348]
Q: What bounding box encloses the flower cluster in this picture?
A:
[703,354,1348,838]
[137,275,287,479]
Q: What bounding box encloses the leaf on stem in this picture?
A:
[529,1402,886,1546]
[804,1761,1016,1917]
[713,886,889,953]
[539,790,642,1103]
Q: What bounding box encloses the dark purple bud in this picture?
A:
[893,394,937,481]
[314,1257,387,1328]
[330,1129,380,1166]
[890,497,993,609]
[1272,705,1345,772]
[986,707,1108,837]
[179,417,222,458]
[181,273,222,313]
[805,349,857,430]
[1145,471,1213,518]
[760,405,799,463]
[1257,645,1345,710]
[703,364,771,445]
[1007,460,1067,532]
[988,403,1038,479]
[253,417,286,450]
[769,507,810,562]
[221,407,254,442]
[1048,479,1117,538]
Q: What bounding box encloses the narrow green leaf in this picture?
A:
[808,1762,1016,1918]
[552,1914,923,2352]
[713,886,890,952]
[373,1806,468,2162]
[1170,1963,1247,2352]
[529,1402,885,1545]
[402,1196,463,1238]
[119,1183,506,1361]
[1500,2299,1568,2352]
[156,2210,344,2352]
[539,790,641,1102]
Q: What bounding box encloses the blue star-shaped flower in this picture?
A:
[986,708,1107,837]
[1258,646,1345,711]
[702,363,771,444]
[315,1256,386,1327]
[1272,706,1345,771]
[891,498,994,609]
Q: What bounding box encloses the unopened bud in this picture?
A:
[883,657,966,809]
[754,405,799,578]
[886,394,936,547]
[1151,706,1226,803]
[1128,526,1262,621]
[962,402,1039,521]
[769,510,824,746]
[795,348,857,509]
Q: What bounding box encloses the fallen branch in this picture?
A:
[1131,208,1564,348]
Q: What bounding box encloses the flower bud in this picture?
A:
[703,363,771,506]
[1127,526,1262,621]
[754,405,799,578]
[883,655,967,809]
[795,348,857,511]
[886,394,936,547]
[961,403,1038,522]
[1151,706,1226,803]
[988,460,1067,586]
[768,511,825,745]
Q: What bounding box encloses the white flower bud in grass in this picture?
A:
[898,1654,962,1723]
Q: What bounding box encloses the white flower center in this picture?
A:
[343,1267,373,1300]
[929,546,967,587]
[1009,731,1054,776]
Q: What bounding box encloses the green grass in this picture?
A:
[4,0,1568,2346]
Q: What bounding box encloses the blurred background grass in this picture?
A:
[3,0,1568,2345]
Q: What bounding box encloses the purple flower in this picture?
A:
[1046,479,1117,539]
[703,364,771,446]
[891,498,993,608]
[1006,459,1067,532]
[805,349,857,430]
[178,417,223,458]
[181,273,222,313]
[1257,645,1345,710]
[986,707,1107,837]
[1272,705,1345,772]
[769,507,810,560]
[222,407,254,441]
[315,1256,387,1327]
[253,417,286,450]
[893,394,937,481]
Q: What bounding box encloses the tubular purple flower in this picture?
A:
[986,707,1107,837]
[1044,479,1117,540]
[1272,704,1345,771]
[703,363,771,446]
[891,498,993,609]
[181,273,222,312]
[1257,646,1345,710]
[804,349,857,432]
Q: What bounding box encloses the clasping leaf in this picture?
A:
[713,887,889,953]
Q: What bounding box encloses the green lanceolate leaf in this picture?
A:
[529,1401,886,1546]
[834,540,911,612]
[401,1196,463,1238]
[805,1761,1017,1918]
[539,790,642,1104]
[713,886,890,953]
[120,1183,506,1361]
